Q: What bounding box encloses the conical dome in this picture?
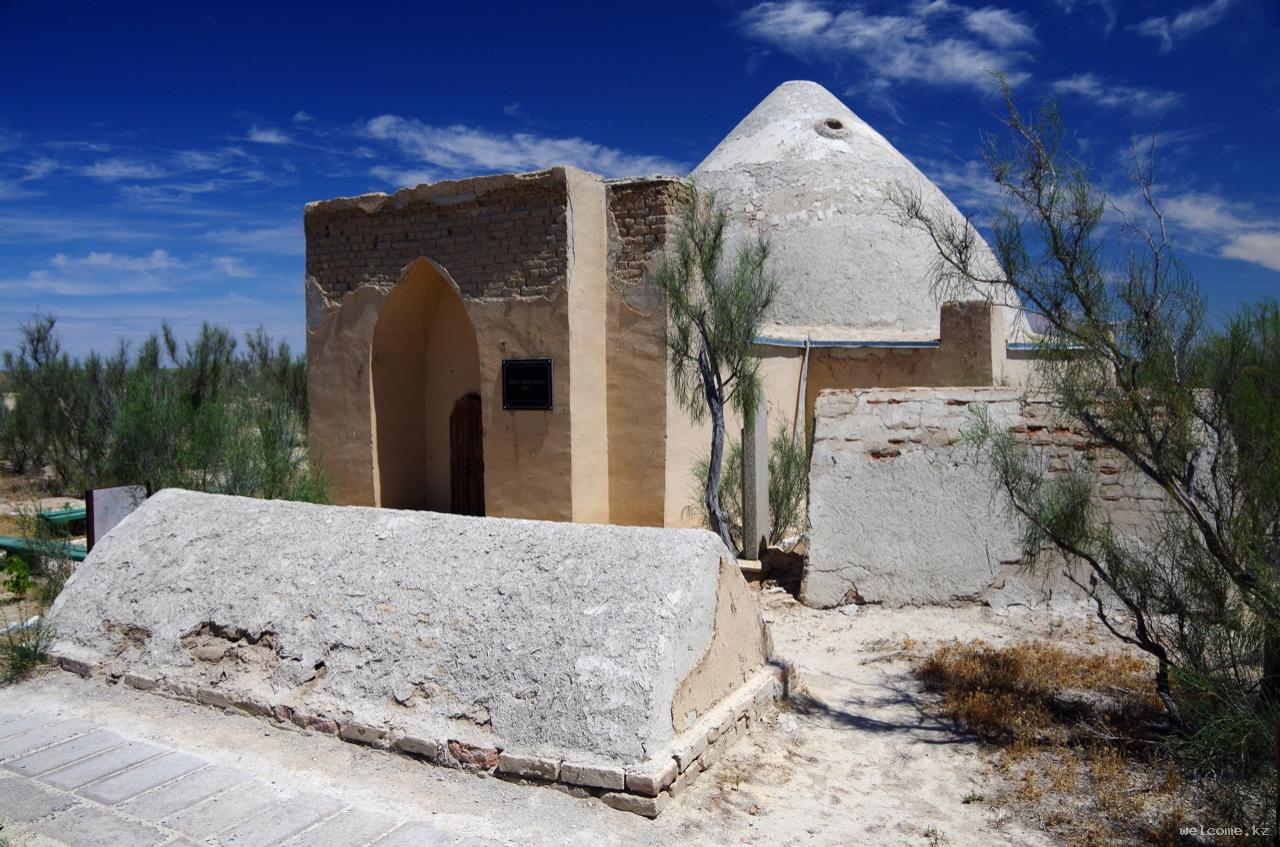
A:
[692,81,1016,339]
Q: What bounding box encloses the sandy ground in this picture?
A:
[0,589,1115,847]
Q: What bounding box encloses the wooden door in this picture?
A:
[450,393,485,516]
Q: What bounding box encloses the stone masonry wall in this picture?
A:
[801,388,1166,609]
[305,169,571,305]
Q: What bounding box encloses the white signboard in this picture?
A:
[87,485,148,550]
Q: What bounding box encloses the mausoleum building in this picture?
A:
[304,80,1026,527]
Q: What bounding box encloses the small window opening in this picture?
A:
[824,118,844,130]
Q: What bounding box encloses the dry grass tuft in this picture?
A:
[920,640,1163,745]
[919,640,1202,846]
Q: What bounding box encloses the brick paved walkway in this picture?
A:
[0,711,500,846]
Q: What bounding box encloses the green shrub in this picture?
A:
[2,507,83,609]
[693,439,745,549]
[690,419,810,554]
[0,317,327,504]
[767,424,809,547]
[2,556,33,598]
[0,615,53,684]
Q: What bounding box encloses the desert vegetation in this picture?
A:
[0,315,324,502]
[0,505,76,683]
[655,185,779,556]
[894,79,1278,840]
[690,421,810,553]
[921,640,1192,845]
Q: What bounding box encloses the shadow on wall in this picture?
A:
[371,259,483,512]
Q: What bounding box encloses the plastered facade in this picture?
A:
[306,168,635,522]
[304,82,1025,529]
[305,170,1017,527]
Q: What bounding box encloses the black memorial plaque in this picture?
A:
[501,358,553,410]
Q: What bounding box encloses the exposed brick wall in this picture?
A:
[305,170,571,303]
[605,177,687,304]
[1016,397,1166,538]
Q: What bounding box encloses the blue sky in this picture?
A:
[1,0,1277,356]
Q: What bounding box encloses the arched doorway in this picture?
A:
[371,259,483,513]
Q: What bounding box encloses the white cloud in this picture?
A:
[369,166,436,189]
[1131,0,1236,52]
[2,141,271,204]
[22,158,59,181]
[1116,190,1280,274]
[1221,233,1280,272]
[71,147,274,205]
[0,248,279,303]
[0,212,150,242]
[914,156,1005,210]
[246,126,291,145]
[1052,73,1181,115]
[0,291,304,359]
[1160,192,1252,236]
[174,147,248,171]
[0,181,37,201]
[0,270,175,297]
[738,0,1034,103]
[202,223,302,255]
[120,182,227,204]
[44,140,111,152]
[0,250,184,297]
[364,116,686,178]
[82,158,168,181]
[962,6,1036,47]
[49,249,182,272]
[745,0,833,43]
[292,111,313,123]
[1126,126,1223,153]
[213,256,255,277]
[116,172,279,206]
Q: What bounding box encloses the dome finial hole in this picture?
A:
[815,117,850,138]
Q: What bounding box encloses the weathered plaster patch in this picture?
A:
[802,388,1164,609]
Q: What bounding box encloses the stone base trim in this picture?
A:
[50,657,786,818]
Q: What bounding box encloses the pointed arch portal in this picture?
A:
[371,259,484,513]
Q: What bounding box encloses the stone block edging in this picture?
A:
[49,654,787,818]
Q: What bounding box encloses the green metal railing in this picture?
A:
[0,534,86,562]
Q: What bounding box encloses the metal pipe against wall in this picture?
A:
[791,337,810,444]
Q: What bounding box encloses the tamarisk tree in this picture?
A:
[890,77,1279,825]
[655,186,779,556]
